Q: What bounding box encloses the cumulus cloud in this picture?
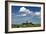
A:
[19,7,32,14]
[19,7,32,16]
[16,7,40,17]
[19,7,26,11]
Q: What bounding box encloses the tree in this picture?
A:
[30,22,32,24]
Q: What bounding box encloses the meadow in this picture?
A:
[12,23,41,28]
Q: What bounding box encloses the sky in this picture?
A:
[12,6,41,24]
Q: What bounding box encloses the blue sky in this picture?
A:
[12,6,41,24]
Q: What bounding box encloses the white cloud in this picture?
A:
[35,12,40,16]
[17,7,40,17]
[19,7,26,11]
[19,7,33,16]
[19,7,32,14]
[26,9,32,14]
[21,14,27,16]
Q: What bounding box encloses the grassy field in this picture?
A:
[12,24,41,28]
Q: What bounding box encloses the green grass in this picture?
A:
[12,24,41,28]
